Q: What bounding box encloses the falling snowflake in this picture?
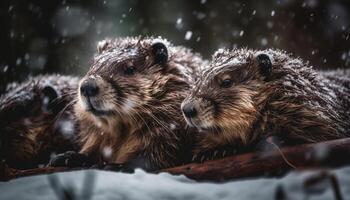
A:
[185,31,193,40]
[239,30,244,37]
[102,146,113,159]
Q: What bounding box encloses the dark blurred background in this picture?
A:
[1,0,349,93]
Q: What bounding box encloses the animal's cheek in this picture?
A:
[120,95,140,113]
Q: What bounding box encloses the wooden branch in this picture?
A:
[162,137,350,181]
[0,165,76,181]
[2,138,350,182]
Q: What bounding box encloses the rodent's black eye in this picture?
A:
[124,66,135,75]
[220,79,233,88]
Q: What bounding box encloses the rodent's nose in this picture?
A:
[80,79,99,97]
[182,102,197,118]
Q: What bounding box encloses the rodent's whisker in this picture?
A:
[54,99,78,125]
[48,90,78,105]
[127,101,175,135]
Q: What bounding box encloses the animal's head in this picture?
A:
[181,48,304,145]
[76,37,189,130]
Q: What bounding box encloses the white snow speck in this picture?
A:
[267,21,274,29]
[261,38,268,46]
[239,30,244,37]
[50,152,57,159]
[313,143,330,161]
[176,18,182,25]
[2,65,8,72]
[169,124,176,130]
[185,31,193,40]
[196,12,206,20]
[176,18,183,29]
[24,53,30,60]
[102,146,113,159]
[42,97,50,111]
[16,58,22,65]
[58,119,75,138]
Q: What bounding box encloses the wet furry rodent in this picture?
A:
[50,37,205,170]
[182,48,350,161]
[0,74,79,169]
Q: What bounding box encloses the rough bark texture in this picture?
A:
[2,137,350,182]
[162,137,350,181]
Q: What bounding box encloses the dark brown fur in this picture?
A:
[182,48,350,161]
[73,37,205,170]
[0,75,79,169]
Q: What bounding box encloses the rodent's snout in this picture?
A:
[78,77,115,116]
[181,97,215,130]
[80,79,99,97]
[182,102,197,118]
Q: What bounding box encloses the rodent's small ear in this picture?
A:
[151,42,168,65]
[256,53,272,78]
[97,40,111,54]
[42,85,58,112]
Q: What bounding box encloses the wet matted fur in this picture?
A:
[182,48,350,161]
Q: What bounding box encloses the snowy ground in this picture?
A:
[1,167,350,200]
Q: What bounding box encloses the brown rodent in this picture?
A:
[181,48,350,161]
[50,37,205,170]
[0,74,79,169]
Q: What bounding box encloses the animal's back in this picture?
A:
[320,69,350,132]
[0,74,80,169]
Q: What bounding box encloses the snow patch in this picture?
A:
[1,167,350,200]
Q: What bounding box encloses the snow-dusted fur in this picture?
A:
[0,75,79,169]
[73,37,206,170]
[183,48,350,161]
